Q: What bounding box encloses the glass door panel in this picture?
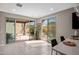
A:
[29,21,35,40]
[6,18,15,44]
[48,17,56,42]
[16,22,24,40]
[41,19,48,41]
[16,21,30,41]
[25,22,30,40]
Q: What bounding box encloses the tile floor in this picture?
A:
[0,40,52,55]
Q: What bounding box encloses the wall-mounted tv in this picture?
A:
[72,12,79,29]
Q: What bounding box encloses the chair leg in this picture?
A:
[56,51,57,55]
[51,49,53,55]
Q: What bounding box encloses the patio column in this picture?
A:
[23,23,26,35]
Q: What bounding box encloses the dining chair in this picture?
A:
[51,39,58,55]
[60,36,65,42]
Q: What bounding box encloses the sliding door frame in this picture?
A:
[41,16,56,42]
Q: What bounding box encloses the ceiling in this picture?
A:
[0,3,78,18]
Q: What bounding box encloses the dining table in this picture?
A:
[53,38,79,55]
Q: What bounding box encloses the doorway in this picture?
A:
[41,17,56,42]
[6,17,36,44]
[6,17,15,44]
[16,20,35,41]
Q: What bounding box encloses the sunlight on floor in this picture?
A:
[25,40,51,47]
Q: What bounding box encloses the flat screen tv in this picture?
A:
[72,12,79,29]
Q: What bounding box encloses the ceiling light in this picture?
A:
[50,8,54,11]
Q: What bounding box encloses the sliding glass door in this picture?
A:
[41,17,56,42]
[41,19,48,40]
[6,18,15,44]
[16,21,30,41]
[29,21,35,40]
[16,20,35,41]
[48,17,56,42]
[16,22,24,40]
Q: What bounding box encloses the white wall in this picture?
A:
[54,8,74,42]
[0,14,6,45]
